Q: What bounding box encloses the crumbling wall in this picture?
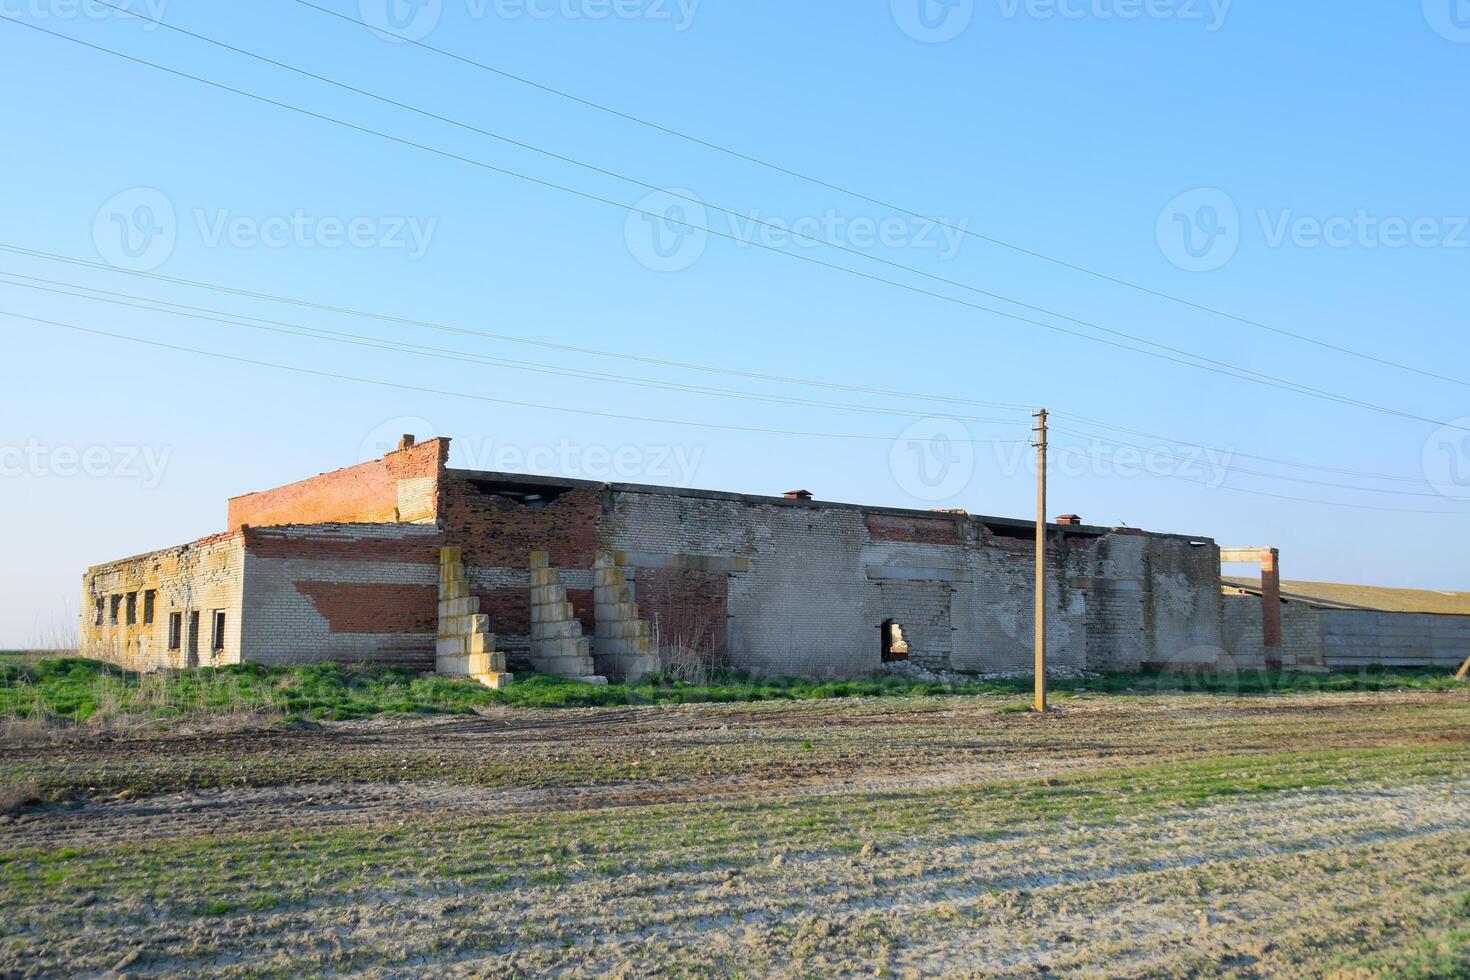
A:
[80,443,1227,679]
[1074,532,1151,672]
[80,530,245,671]
[226,438,448,529]
[599,488,1211,678]
[605,489,870,677]
[240,523,444,668]
[1144,536,1225,669]
[947,526,1088,674]
[435,473,603,667]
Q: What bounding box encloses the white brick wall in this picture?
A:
[240,524,442,666]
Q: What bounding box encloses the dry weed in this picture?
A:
[0,779,40,815]
[654,613,731,684]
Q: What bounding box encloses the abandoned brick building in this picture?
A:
[80,434,1230,684]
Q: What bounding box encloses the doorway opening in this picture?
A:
[880,619,910,662]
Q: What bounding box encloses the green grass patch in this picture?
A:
[1072,665,1465,696]
[0,657,1460,725]
[1335,926,1470,978]
[0,658,498,723]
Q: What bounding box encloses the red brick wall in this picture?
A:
[243,526,445,563]
[866,512,964,545]
[438,476,602,569]
[474,586,595,637]
[226,438,449,529]
[478,587,531,636]
[294,582,438,634]
[635,568,729,651]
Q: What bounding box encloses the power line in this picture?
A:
[10,305,1459,515]
[0,270,1030,427]
[84,0,1438,428]
[291,0,1468,392]
[4,248,1437,492]
[2,257,1434,493]
[1049,425,1444,498]
[1052,413,1428,485]
[11,306,1459,515]
[6,18,1465,434]
[6,270,1438,499]
[0,242,1030,413]
[5,309,1028,445]
[1050,447,1465,516]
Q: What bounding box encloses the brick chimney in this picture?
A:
[784,489,814,501]
[1056,514,1082,526]
[397,434,416,452]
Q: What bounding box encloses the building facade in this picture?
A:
[81,435,1226,680]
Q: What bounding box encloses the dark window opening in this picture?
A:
[109,595,122,625]
[211,611,226,652]
[94,597,104,627]
[125,592,138,626]
[466,477,573,508]
[982,521,1036,542]
[167,612,182,651]
[186,611,200,667]
[880,619,910,662]
[143,590,156,626]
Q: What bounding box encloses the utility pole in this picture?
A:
[1033,408,1048,713]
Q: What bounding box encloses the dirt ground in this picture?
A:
[1,689,1468,977]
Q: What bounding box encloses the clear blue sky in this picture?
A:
[2,0,1468,647]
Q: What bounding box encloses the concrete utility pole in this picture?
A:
[1033,408,1048,713]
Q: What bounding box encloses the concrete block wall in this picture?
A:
[1321,609,1470,668]
[436,547,510,688]
[81,530,245,671]
[527,551,604,683]
[591,555,658,682]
